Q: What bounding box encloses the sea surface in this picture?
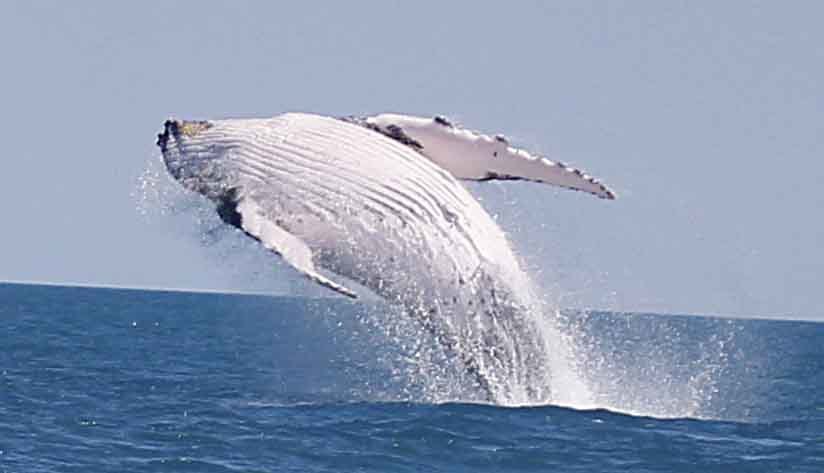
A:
[1,282,822,472]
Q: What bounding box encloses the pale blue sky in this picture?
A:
[1,1,821,319]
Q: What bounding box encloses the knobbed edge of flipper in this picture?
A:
[423,113,618,200]
[355,113,617,200]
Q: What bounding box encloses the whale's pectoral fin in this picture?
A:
[363,114,616,200]
[235,198,358,299]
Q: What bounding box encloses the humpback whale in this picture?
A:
[156,112,614,403]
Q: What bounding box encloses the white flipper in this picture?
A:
[236,198,358,299]
[365,114,616,200]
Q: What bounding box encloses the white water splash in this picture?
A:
[141,114,733,417]
[559,310,739,419]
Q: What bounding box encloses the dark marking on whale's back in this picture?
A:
[433,115,453,127]
[338,116,424,152]
[383,124,423,151]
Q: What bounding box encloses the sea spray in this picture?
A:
[140,113,735,415]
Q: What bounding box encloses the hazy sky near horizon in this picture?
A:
[1,1,822,319]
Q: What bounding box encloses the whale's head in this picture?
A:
[156,118,213,152]
[156,118,232,200]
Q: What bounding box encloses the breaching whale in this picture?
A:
[156,112,614,403]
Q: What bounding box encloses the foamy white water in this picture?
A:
[141,112,731,416]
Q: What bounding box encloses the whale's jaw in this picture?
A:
[156,118,192,183]
[155,118,230,203]
[155,119,176,153]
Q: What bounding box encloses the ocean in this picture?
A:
[1,282,822,472]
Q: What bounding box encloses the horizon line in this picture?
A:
[0,278,819,324]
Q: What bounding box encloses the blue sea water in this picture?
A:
[1,282,822,472]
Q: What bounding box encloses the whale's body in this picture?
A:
[157,112,613,403]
